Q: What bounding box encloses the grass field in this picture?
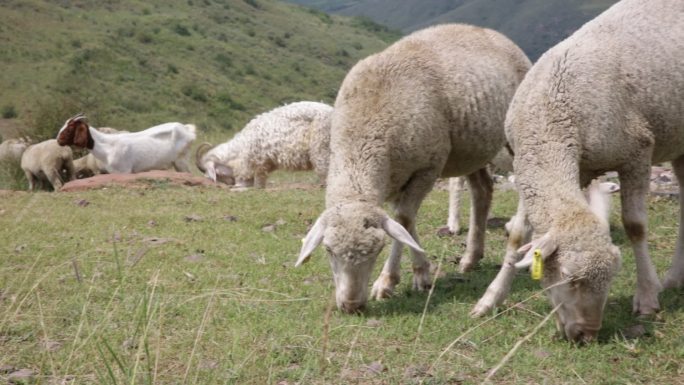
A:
[1,174,683,384]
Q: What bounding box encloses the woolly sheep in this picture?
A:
[195,101,333,188]
[0,138,30,163]
[20,139,74,191]
[296,24,531,313]
[56,114,196,174]
[472,0,684,342]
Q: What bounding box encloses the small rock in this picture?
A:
[184,253,204,262]
[122,338,138,350]
[74,199,89,207]
[366,319,384,328]
[404,365,430,379]
[532,348,551,359]
[0,364,16,374]
[223,215,238,222]
[621,324,647,339]
[147,220,157,227]
[184,214,203,222]
[8,368,35,384]
[262,224,276,232]
[14,244,26,253]
[363,361,385,375]
[43,340,62,352]
[275,218,287,226]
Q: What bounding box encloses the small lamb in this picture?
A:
[20,139,74,191]
[296,24,531,313]
[56,114,196,174]
[195,101,333,188]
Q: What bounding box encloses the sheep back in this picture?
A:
[328,23,531,201]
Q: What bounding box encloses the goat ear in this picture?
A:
[515,232,558,269]
[382,216,424,254]
[73,122,93,149]
[296,216,326,266]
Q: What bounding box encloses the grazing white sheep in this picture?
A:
[0,138,30,163]
[20,139,74,191]
[296,24,531,313]
[56,114,196,173]
[471,0,684,342]
[195,101,333,188]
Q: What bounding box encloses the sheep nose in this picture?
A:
[338,300,366,314]
[565,323,599,343]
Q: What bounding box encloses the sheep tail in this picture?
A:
[195,142,213,173]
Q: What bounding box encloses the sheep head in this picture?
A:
[515,217,621,343]
[296,202,423,313]
[57,113,93,149]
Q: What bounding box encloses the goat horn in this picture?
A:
[195,142,213,173]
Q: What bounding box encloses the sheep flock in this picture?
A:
[2,0,683,346]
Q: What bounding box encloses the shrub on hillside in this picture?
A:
[2,105,17,119]
[0,158,26,190]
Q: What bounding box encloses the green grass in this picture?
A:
[0,0,398,140]
[1,178,683,384]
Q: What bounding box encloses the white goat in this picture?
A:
[20,139,74,191]
[72,127,127,179]
[296,24,531,313]
[56,114,196,173]
[472,0,684,342]
[195,101,333,188]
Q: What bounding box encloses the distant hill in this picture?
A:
[285,0,619,60]
[0,0,398,139]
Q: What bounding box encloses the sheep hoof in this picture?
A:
[469,303,492,318]
[371,273,398,300]
[412,269,432,292]
[437,226,458,237]
[632,290,661,315]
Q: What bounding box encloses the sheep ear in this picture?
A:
[296,216,326,266]
[382,216,424,253]
[215,163,233,177]
[515,233,557,269]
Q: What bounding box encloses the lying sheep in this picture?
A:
[296,24,531,313]
[57,114,196,173]
[195,101,333,188]
[20,139,74,191]
[472,0,684,342]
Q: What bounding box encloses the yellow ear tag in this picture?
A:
[531,249,543,280]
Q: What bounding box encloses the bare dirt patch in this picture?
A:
[60,171,223,192]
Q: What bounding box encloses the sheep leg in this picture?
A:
[663,155,684,289]
[439,177,465,235]
[619,162,662,315]
[24,171,37,191]
[46,168,65,191]
[458,168,493,273]
[371,171,436,299]
[471,195,531,317]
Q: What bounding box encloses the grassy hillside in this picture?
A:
[286,0,619,60]
[0,0,399,140]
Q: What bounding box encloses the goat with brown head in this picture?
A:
[57,113,94,149]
